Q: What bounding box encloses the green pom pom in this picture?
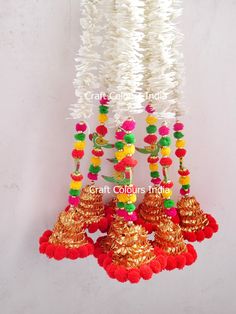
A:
[174,131,184,139]
[117,202,124,209]
[146,125,157,134]
[115,141,124,150]
[159,137,171,147]
[89,165,101,174]
[182,184,190,190]
[124,133,135,144]
[74,133,86,141]
[69,189,81,197]
[124,203,136,212]
[99,105,109,114]
[164,199,175,208]
[150,171,160,178]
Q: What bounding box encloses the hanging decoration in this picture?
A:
[39,0,218,283]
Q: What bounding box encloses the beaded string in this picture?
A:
[173,121,190,196]
[69,122,87,208]
[144,103,161,186]
[158,123,177,218]
[114,119,138,222]
[87,96,111,182]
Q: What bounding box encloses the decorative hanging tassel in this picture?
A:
[136,103,164,233]
[174,121,219,242]
[76,97,114,233]
[39,123,94,260]
[95,119,167,283]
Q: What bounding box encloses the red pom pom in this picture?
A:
[67,248,80,260]
[39,242,48,254]
[39,236,48,244]
[160,157,172,167]
[106,264,117,279]
[98,218,109,232]
[122,157,138,168]
[175,148,187,158]
[94,246,103,258]
[140,265,153,280]
[211,223,219,233]
[88,223,99,233]
[185,252,194,265]
[161,181,173,189]
[87,243,94,255]
[45,244,55,258]
[72,149,84,159]
[96,125,108,136]
[144,134,157,145]
[114,266,128,283]
[178,169,190,176]
[204,226,214,239]
[103,256,112,268]
[128,269,141,284]
[175,255,186,269]
[183,232,196,242]
[150,260,161,273]
[196,230,205,242]
[92,149,104,157]
[100,96,109,105]
[157,255,167,269]
[171,215,180,224]
[71,173,83,181]
[54,246,67,260]
[114,163,126,172]
[187,244,197,261]
[98,253,107,267]
[42,230,52,238]
[147,156,159,164]
[166,256,177,271]
[78,245,89,258]
[144,222,153,234]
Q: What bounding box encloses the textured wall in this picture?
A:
[0,1,235,314]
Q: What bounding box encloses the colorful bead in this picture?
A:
[68,196,80,206]
[179,176,190,185]
[123,144,135,155]
[165,207,177,218]
[122,119,136,132]
[149,163,158,171]
[160,157,172,167]
[146,116,158,125]
[161,147,171,156]
[100,96,109,105]
[144,134,157,145]
[176,139,186,148]
[74,141,86,150]
[162,189,172,198]
[71,173,83,181]
[145,103,155,113]
[124,203,136,212]
[175,148,187,158]
[159,125,170,136]
[96,125,108,136]
[146,125,157,134]
[70,180,82,190]
[164,199,175,208]
[88,172,98,181]
[178,168,190,176]
[150,171,160,178]
[69,189,81,197]
[72,149,84,159]
[74,133,86,141]
[76,122,87,132]
[124,133,135,144]
[98,113,108,123]
[115,130,126,140]
[173,122,184,131]
[91,156,101,166]
[89,165,101,174]
[159,137,171,147]
[147,156,159,164]
[115,151,126,161]
[115,141,125,150]
[151,178,161,185]
[99,105,109,114]
[92,149,104,157]
[174,131,184,139]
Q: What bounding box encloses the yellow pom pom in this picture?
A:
[179,176,190,185]
[128,194,137,203]
[161,147,171,156]
[115,151,126,161]
[162,189,172,198]
[123,144,135,155]
[146,115,157,125]
[91,157,101,166]
[176,139,186,148]
[117,194,128,202]
[74,141,86,150]
[98,114,108,123]
[70,180,82,190]
[149,163,158,171]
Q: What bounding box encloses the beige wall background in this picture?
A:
[0,1,235,313]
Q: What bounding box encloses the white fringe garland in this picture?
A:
[142,0,185,118]
[69,0,103,120]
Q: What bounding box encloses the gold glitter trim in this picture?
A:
[139,190,166,223]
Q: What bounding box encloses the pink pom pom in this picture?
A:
[159,125,170,136]
[76,122,87,132]
[145,103,155,113]
[115,130,126,140]
[122,119,136,132]
[165,207,177,217]
[100,96,109,105]
[174,122,184,131]
[116,210,137,222]
[151,178,161,185]
[68,196,80,206]
[88,172,98,181]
